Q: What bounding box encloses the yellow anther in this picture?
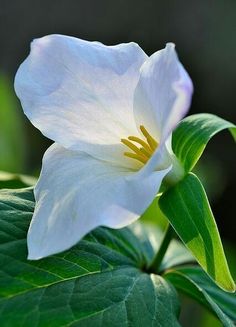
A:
[124,152,148,164]
[128,136,153,155]
[121,125,159,165]
[139,147,151,158]
[140,125,158,150]
[121,139,142,155]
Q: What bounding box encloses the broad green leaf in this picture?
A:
[0,74,26,172]
[0,188,182,327]
[172,113,236,173]
[159,172,235,292]
[0,171,37,189]
[165,266,236,326]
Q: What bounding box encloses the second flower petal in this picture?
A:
[133,43,193,143]
[28,143,170,259]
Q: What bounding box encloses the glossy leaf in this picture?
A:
[159,172,235,292]
[172,113,236,172]
[165,266,236,326]
[0,188,183,327]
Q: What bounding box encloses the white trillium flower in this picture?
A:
[15,35,193,260]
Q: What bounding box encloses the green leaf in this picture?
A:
[0,188,182,327]
[172,113,236,173]
[0,74,26,172]
[164,266,236,326]
[0,171,37,189]
[159,172,235,292]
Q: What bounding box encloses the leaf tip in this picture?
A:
[218,278,236,293]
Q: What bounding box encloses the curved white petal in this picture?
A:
[134,43,193,142]
[15,34,148,167]
[28,143,170,259]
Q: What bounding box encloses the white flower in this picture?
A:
[15,35,193,259]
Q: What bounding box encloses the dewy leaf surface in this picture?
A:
[0,188,181,327]
[159,173,235,292]
[164,266,236,327]
[172,113,236,173]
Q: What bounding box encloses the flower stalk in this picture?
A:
[147,223,173,274]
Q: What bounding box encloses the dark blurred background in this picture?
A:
[0,1,235,325]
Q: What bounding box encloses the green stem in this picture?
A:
[147,223,173,273]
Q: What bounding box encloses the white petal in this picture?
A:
[134,43,193,142]
[15,35,148,166]
[28,144,170,259]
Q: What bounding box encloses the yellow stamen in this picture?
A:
[128,136,153,155]
[140,125,158,150]
[121,125,159,165]
[121,139,143,155]
[139,147,151,158]
[124,152,148,164]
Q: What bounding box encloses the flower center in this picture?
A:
[121,125,159,164]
